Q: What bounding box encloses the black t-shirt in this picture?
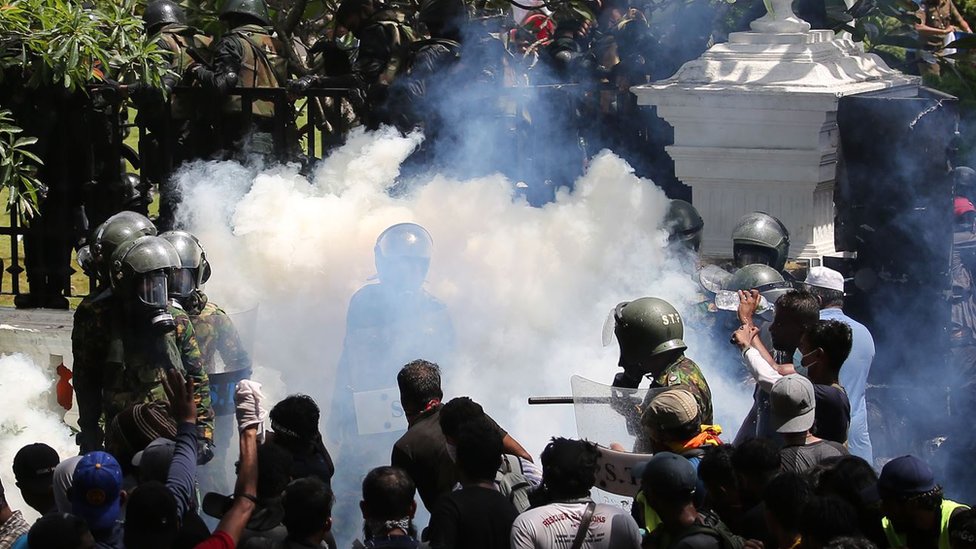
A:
[426,485,519,549]
[812,384,851,444]
[391,407,458,512]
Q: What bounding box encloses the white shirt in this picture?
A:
[510,501,642,549]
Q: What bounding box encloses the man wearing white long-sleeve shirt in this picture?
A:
[735,290,851,446]
[803,267,876,465]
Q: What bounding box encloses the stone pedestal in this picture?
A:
[633,27,918,259]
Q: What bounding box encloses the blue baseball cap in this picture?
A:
[878,455,937,499]
[71,451,123,532]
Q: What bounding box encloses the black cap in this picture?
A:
[878,455,937,499]
[13,443,60,492]
[639,452,697,497]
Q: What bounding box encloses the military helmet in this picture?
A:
[418,0,467,28]
[91,211,158,280]
[614,297,687,366]
[110,235,181,306]
[143,0,186,33]
[665,199,704,252]
[375,223,433,290]
[731,212,790,272]
[728,264,793,304]
[220,0,271,26]
[160,231,212,297]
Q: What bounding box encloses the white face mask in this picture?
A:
[446,442,457,462]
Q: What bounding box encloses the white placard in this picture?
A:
[353,387,408,435]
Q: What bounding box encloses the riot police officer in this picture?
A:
[72,235,214,456]
[731,211,791,273]
[664,199,704,253]
[188,0,295,157]
[610,297,713,425]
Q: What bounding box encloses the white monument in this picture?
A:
[632,1,918,259]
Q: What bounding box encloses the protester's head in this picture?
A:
[123,481,179,549]
[70,451,124,533]
[28,513,95,549]
[949,508,976,549]
[878,455,944,533]
[804,267,846,309]
[282,477,333,543]
[732,438,781,505]
[540,438,600,500]
[640,389,702,452]
[104,401,177,466]
[257,441,295,502]
[439,396,486,443]
[270,394,321,452]
[13,442,60,514]
[455,417,503,483]
[132,438,175,485]
[770,374,816,435]
[770,290,820,352]
[817,456,879,509]
[800,320,853,385]
[396,360,443,420]
[698,444,739,513]
[640,452,698,523]
[53,456,83,513]
[799,496,862,549]
[361,467,417,539]
[763,472,814,546]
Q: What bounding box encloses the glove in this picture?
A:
[287,75,317,94]
[184,64,205,83]
[235,379,266,441]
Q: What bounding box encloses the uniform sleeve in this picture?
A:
[176,313,215,442]
[510,515,538,549]
[72,305,105,451]
[215,312,252,372]
[194,36,245,94]
[354,24,395,85]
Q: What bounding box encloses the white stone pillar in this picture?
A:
[633,21,918,260]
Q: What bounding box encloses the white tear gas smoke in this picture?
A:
[0,353,78,521]
[175,126,752,460]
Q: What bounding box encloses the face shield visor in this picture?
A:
[169,268,197,298]
[733,244,775,269]
[136,270,170,308]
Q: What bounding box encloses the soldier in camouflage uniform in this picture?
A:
[188,0,296,157]
[610,296,713,425]
[290,0,417,129]
[72,234,214,459]
[130,0,214,229]
[160,231,251,376]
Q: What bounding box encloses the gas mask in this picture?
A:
[135,270,176,334]
[169,268,207,314]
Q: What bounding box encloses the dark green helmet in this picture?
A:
[731,212,790,272]
[418,0,466,32]
[220,0,271,25]
[91,211,158,281]
[143,0,186,33]
[160,230,212,297]
[728,264,793,304]
[953,166,976,191]
[614,297,687,367]
[665,199,704,252]
[109,235,181,311]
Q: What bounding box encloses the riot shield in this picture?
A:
[212,306,258,373]
[571,375,667,449]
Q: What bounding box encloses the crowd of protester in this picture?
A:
[0,341,968,549]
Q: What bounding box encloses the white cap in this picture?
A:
[805,266,845,293]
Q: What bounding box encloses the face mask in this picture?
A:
[136,271,176,334]
[796,348,816,378]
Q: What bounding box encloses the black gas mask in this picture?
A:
[135,270,176,334]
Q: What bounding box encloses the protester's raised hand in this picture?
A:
[737,289,761,325]
[732,324,760,351]
[163,369,196,425]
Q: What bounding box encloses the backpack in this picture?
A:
[496,454,533,513]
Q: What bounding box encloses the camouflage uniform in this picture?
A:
[189,301,252,375]
[649,355,713,425]
[72,291,214,451]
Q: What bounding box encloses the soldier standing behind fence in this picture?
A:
[187,0,297,159]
